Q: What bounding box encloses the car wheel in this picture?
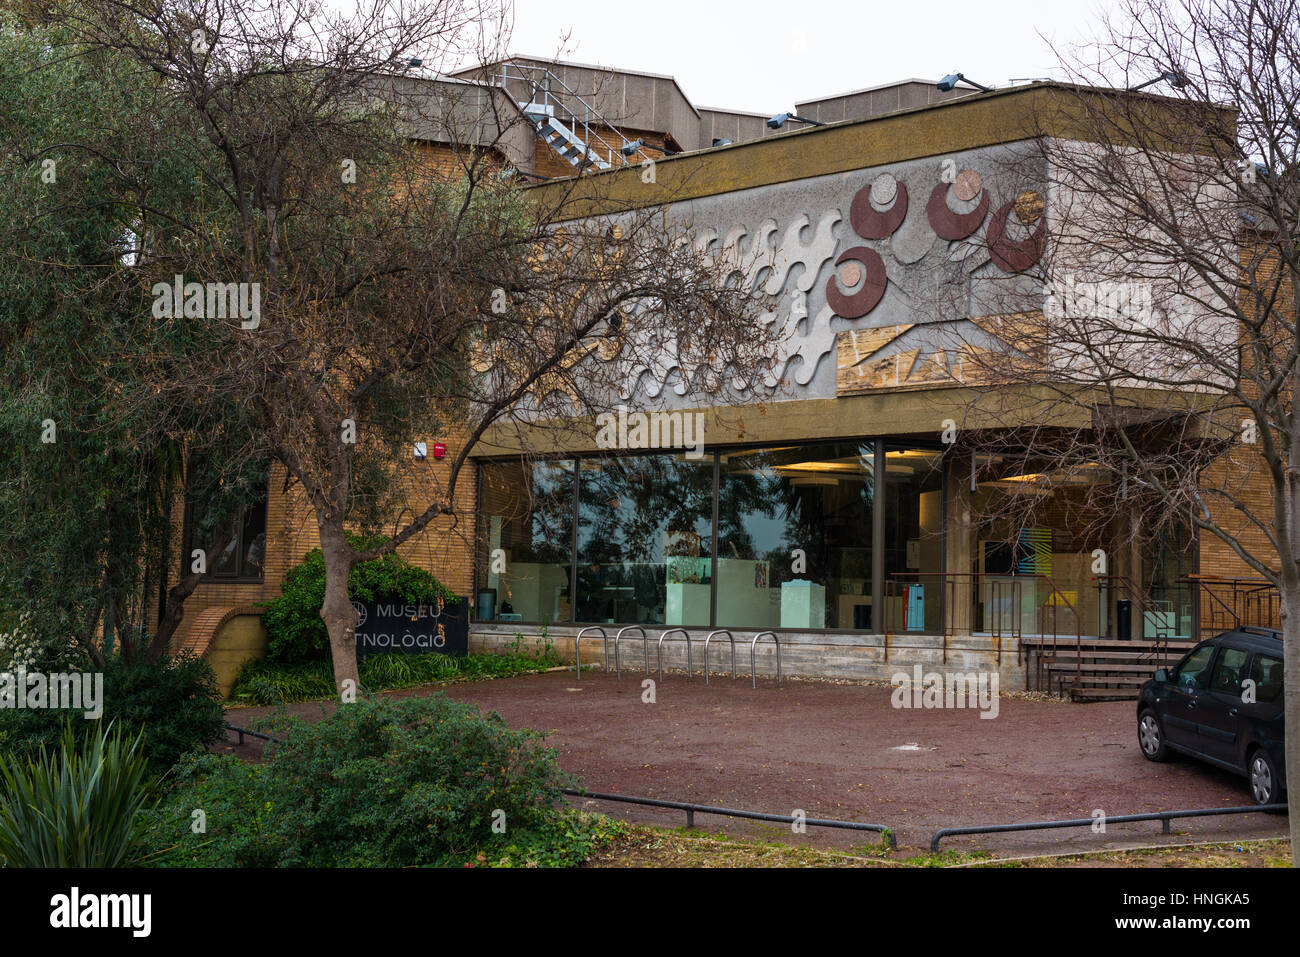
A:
[1248,750,1284,807]
[1138,709,1171,762]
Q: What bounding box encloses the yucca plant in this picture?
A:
[0,719,157,867]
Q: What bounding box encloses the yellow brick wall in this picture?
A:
[163,440,479,650]
[1190,239,1289,631]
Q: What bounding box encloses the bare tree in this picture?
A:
[929,0,1299,854]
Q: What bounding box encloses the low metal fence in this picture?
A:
[930,804,1287,852]
[563,787,894,848]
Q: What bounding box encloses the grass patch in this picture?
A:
[229,648,563,705]
[581,825,1291,869]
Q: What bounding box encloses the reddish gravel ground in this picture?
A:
[220,670,1289,857]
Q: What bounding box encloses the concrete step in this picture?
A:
[1021,638,1195,651]
[1068,687,1144,700]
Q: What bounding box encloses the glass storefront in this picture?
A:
[477,459,573,624]
[717,443,874,631]
[477,439,937,632]
[575,454,714,626]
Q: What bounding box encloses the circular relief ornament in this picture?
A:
[825,247,888,318]
[926,177,990,240]
[988,190,1047,273]
[850,174,909,239]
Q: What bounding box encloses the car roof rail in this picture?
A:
[1238,625,1281,638]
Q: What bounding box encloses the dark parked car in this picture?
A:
[1137,627,1286,806]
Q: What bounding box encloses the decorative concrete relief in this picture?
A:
[849,174,909,239]
[604,159,1047,401]
[988,190,1047,273]
[763,210,841,295]
[926,176,990,240]
[825,247,888,319]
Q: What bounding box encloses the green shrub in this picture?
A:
[145,695,588,867]
[229,647,562,705]
[0,654,224,775]
[0,720,158,867]
[260,534,457,664]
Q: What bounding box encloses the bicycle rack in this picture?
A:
[749,631,782,688]
[655,628,694,682]
[614,625,649,679]
[573,626,608,679]
[703,630,737,685]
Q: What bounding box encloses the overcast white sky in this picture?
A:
[501,0,1124,113]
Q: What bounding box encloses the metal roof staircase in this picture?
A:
[498,62,656,173]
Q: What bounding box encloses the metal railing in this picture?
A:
[225,723,283,746]
[1091,575,1178,664]
[563,787,895,848]
[883,571,1024,664]
[1183,575,1281,637]
[495,62,658,168]
[930,804,1287,852]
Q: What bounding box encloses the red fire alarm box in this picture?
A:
[432,442,446,460]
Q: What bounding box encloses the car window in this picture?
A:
[1175,644,1216,690]
[1209,646,1249,695]
[1247,653,1284,704]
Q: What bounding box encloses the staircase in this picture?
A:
[1022,636,1197,701]
[499,62,655,173]
[522,103,611,171]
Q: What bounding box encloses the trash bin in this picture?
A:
[1116,598,1132,640]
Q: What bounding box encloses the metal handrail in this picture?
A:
[1181,575,1281,636]
[563,787,894,849]
[930,803,1288,853]
[614,625,649,679]
[704,630,737,685]
[749,631,782,688]
[573,626,608,679]
[656,628,694,683]
[495,62,658,166]
[225,723,284,746]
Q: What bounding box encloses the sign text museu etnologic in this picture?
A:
[351,595,469,657]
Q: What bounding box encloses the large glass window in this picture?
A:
[473,438,950,632]
[883,447,944,633]
[716,443,874,631]
[968,456,1106,636]
[478,460,573,623]
[575,453,714,626]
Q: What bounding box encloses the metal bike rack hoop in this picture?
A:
[573,626,608,679]
[749,631,782,688]
[656,628,694,682]
[703,630,737,685]
[614,625,649,679]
